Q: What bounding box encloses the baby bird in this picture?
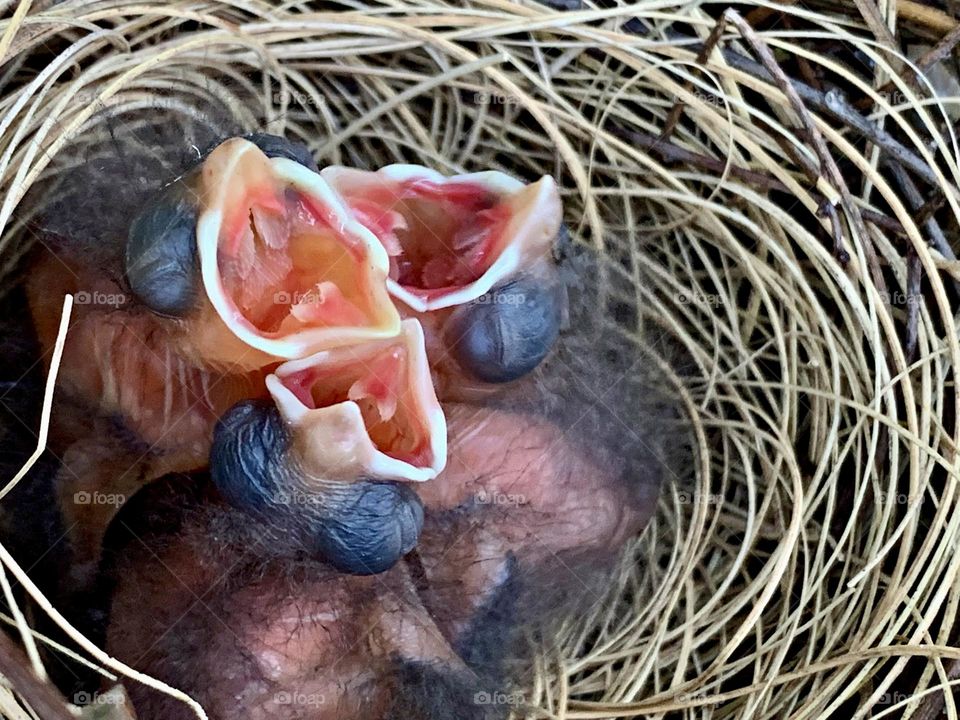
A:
[4,118,668,719]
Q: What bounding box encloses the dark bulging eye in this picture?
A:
[210,399,290,516]
[446,275,565,384]
[243,132,318,172]
[312,482,424,575]
[210,399,423,575]
[124,179,200,317]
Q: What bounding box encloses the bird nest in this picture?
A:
[0,1,958,718]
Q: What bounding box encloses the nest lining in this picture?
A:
[0,1,957,719]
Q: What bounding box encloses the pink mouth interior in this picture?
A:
[279,344,433,467]
[343,179,512,300]
[217,185,383,335]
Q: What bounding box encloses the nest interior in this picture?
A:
[0,0,959,718]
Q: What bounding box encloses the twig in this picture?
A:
[899,0,958,34]
[855,22,960,112]
[659,15,728,142]
[744,3,796,27]
[712,47,951,192]
[851,0,901,60]
[0,630,73,720]
[783,14,824,91]
[817,201,852,264]
[887,161,956,263]
[886,160,960,358]
[723,9,885,288]
[754,115,853,263]
[612,128,906,235]
[914,24,960,69]
[913,657,960,720]
[915,194,946,229]
[905,248,922,360]
[642,24,952,192]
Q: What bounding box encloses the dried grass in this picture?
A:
[0,0,957,718]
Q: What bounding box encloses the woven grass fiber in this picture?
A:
[1,0,959,718]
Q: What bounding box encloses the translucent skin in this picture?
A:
[27,134,563,547]
[25,249,269,581]
[419,404,646,547]
[27,254,268,454]
[21,229,664,719]
[23,238,561,580]
[103,403,657,720]
[14,128,666,720]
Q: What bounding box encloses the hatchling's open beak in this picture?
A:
[321,165,562,313]
[192,138,401,368]
[265,319,446,483]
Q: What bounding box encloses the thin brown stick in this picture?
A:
[905,248,922,360]
[886,162,960,348]
[744,3,796,27]
[913,658,960,720]
[714,49,948,190]
[817,200,852,265]
[852,0,899,52]
[899,0,958,34]
[613,127,905,235]
[716,40,849,260]
[640,26,949,189]
[760,121,850,260]
[915,24,960,69]
[855,22,960,112]
[783,15,823,91]
[887,160,956,263]
[723,9,888,293]
[915,194,946,229]
[659,15,728,143]
[0,630,73,720]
